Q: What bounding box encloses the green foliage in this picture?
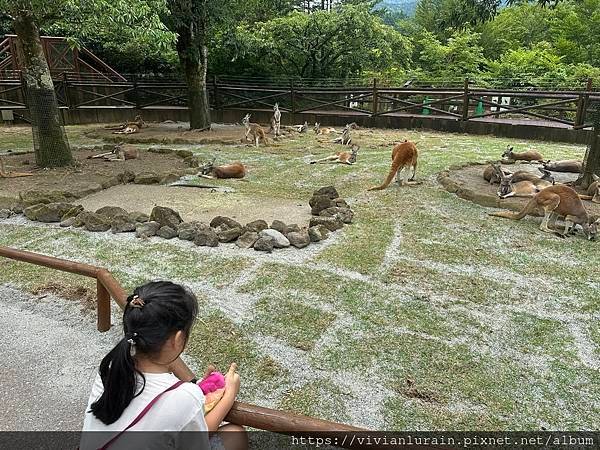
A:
[212,5,412,78]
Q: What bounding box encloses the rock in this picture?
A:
[24,202,79,223]
[194,227,219,247]
[210,216,242,230]
[178,222,200,241]
[309,225,330,242]
[128,211,149,223]
[254,236,275,253]
[111,214,137,233]
[245,219,268,233]
[61,205,85,221]
[285,223,301,235]
[319,206,354,224]
[150,206,183,229]
[82,212,111,232]
[333,198,350,208]
[309,216,344,232]
[184,156,200,168]
[160,172,181,185]
[176,149,194,159]
[135,221,160,238]
[236,231,259,249]
[60,217,76,227]
[95,206,128,218]
[270,220,288,234]
[134,172,161,184]
[19,190,68,206]
[117,171,136,184]
[217,225,244,243]
[309,194,333,215]
[158,226,178,239]
[287,230,310,249]
[259,229,290,248]
[314,186,339,200]
[0,209,12,219]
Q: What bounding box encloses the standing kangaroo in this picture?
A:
[490,185,600,239]
[270,103,281,136]
[368,141,419,191]
[502,145,544,163]
[310,145,359,165]
[242,114,267,147]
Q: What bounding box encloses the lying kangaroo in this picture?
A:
[368,140,418,191]
[578,175,600,203]
[242,114,267,148]
[108,115,145,135]
[199,159,246,179]
[512,168,555,184]
[0,157,33,178]
[483,163,510,184]
[497,170,552,199]
[490,185,600,239]
[542,159,582,173]
[310,145,359,165]
[88,143,139,161]
[314,122,337,135]
[502,145,544,163]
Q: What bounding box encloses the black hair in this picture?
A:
[90,281,198,425]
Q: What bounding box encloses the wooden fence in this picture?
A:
[1,73,598,129]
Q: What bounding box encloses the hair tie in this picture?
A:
[127,332,138,357]
[130,295,145,308]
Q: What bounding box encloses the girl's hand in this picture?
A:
[224,363,240,397]
[203,364,216,379]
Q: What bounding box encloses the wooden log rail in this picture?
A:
[0,245,380,446]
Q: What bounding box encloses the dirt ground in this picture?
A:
[78,184,312,225]
[443,162,600,216]
[0,149,190,200]
[86,122,271,145]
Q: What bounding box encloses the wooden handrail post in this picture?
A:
[132,74,140,111]
[213,75,220,110]
[372,78,378,115]
[97,279,111,332]
[63,72,71,109]
[462,78,469,121]
[290,80,296,114]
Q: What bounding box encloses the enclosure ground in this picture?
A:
[1,123,598,431]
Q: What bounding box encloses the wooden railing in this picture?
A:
[0,245,373,445]
[1,74,598,129]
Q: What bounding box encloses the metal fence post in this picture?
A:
[372,78,379,115]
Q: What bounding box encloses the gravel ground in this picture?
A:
[0,285,123,431]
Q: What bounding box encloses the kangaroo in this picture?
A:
[578,175,600,203]
[310,145,359,165]
[0,157,33,178]
[269,103,281,136]
[88,143,139,161]
[111,115,145,134]
[332,124,353,146]
[299,121,308,133]
[497,171,552,199]
[368,141,419,191]
[509,168,555,184]
[242,114,267,147]
[199,159,246,179]
[542,159,582,173]
[314,122,337,135]
[483,163,510,184]
[490,185,600,239]
[502,145,543,163]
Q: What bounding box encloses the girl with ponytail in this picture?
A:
[81,281,247,450]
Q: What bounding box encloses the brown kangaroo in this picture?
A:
[0,157,33,178]
[578,175,600,203]
[483,163,511,184]
[314,122,337,135]
[502,145,544,163]
[310,145,359,165]
[87,143,139,161]
[497,170,552,199]
[108,115,145,134]
[242,114,267,147]
[542,159,582,173]
[368,141,418,191]
[199,159,246,179]
[490,185,599,239]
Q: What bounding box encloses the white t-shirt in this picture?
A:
[80,372,209,450]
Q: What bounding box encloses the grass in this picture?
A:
[1,124,598,430]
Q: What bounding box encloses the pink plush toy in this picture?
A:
[198,371,226,414]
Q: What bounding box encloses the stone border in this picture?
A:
[0,146,200,213]
[0,186,354,254]
[437,161,541,215]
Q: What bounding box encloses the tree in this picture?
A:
[160,1,236,131]
[1,1,73,168]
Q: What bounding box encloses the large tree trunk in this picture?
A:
[577,108,600,189]
[177,27,211,131]
[14,10,72,168]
